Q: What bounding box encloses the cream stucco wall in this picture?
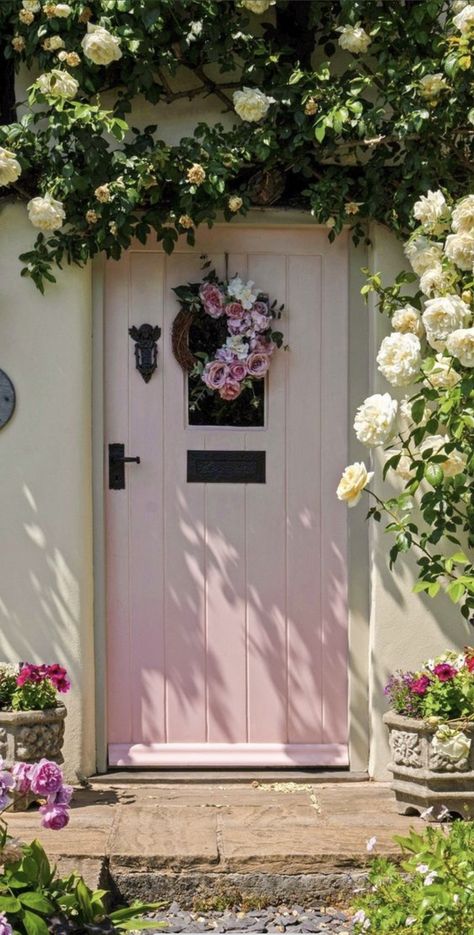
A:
[367,224,471,779]
[0,202,95,782]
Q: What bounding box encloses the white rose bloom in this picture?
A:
[354,393,398,447]
[419,264,456,298]
[385,448,413,481]
[453,3,474,32]
[376,332,422,387]
[422,295,471,350]
[186,21,203,43]
[233,87,275,122]
[452,195,474,232]
[27,193,65,231]
[337,22,371,54]
[432,727,471,762]
[392,305,424,338]
[397,395,430,434]
[446,327,474,367]
[444,230,474,271]
[0,148,22,186]
[52,4,73,15]
[225,336,249,360]
[419,74,449,98]
[426,353,461,388]
[413,189,448,226]
[81,23,122,65]
[227,275,258,309]
[404,235,443,275]
[241,0,275,12]
[452,0,468,11]
[420,435,467,477]
[337,462,373,507]
[22,0,41,10]
[37,70,79,99]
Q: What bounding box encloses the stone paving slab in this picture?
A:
[111,805,219,869]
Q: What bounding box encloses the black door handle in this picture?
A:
[109,444,140,490]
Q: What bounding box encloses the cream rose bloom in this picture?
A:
[420,435,467,477]
[446,327,474,367]
[233,87,275,122]
[337,462,374,507]
[228,195,243,212]
[43,36,65,51]
[241,0,275,11]
[385,449,413,481]
[81,23,122,65]
[22,0,41,10]
[453,3,474,32]
[52,3,73,15]
[422,295,471,350]
[37,70,78,99]
[0,148,22,186]
[425,353,461,388]
[444,230,474,271]
[354,393,398,447]
[432,727,471,762]
[404,235,443,275]
[419,74,449,98]
[27,193,65,231]
[419,264,456,298]
[376,332,422,387]
[452,195,474,232]
[413,189,448,226]
[392,305,424,338]
[337,23,371,53]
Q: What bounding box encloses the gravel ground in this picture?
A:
[148,902,352,933]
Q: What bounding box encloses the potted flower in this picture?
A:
[0,663,70,770]
[384,648,474,820]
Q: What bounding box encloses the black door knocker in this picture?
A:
[129,323,161,383]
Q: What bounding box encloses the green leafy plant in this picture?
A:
[0,664,70,712]
[353,821,474,934]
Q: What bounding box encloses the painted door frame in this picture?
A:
[91,210,371,775]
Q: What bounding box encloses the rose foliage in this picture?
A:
[338,191,474,621]
[0,0,472,290]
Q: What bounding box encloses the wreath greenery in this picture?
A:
[172,260,284,427]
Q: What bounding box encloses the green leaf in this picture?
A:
[0,896,22,912]
[314,122,326,143]
[20,893,55,913]
[23,911,50,935]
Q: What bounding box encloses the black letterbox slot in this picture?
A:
[187,450,266,484]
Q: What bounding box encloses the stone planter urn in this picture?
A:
[0,705,67,768]
[384,711,474,820]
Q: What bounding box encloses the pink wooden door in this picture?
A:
[105,226,349,767]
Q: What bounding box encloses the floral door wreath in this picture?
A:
[172,260,284,425]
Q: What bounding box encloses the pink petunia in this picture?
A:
[433,663,457,682]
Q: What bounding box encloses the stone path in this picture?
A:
[149,902,351,933]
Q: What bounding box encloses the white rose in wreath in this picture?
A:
[422,295,471,350]
[0,148,21,186]
[376,332,422,387]
[81,23,122,65]
[354,393,398,447]
[432,727,471,763]
[446,327,474,367]
[233,87,275,122]
[37,70,79,99]
[27,193,65,231]
[337,23,371,53]
[336,462,373,507]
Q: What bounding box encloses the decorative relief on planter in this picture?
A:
[391,729,423,768]
[429,747,470,772]
[0,707,66,768]
[15,721,64,762]
[0,727,7,760]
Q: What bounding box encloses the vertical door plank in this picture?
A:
[128,252,166,744]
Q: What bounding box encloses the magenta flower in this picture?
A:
[12,762,33,795]
[0,912,13,935]
[39,803,70,830]
[29,759,64,796]
[410,675,431,695]
[46,664,71,693]
[433,663,458,681]
[0,759,15,810]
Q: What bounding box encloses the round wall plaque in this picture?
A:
[0,370,16,430]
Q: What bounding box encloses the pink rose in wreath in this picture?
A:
[200,282,225,318]
[219,379,242,401]
[203,361,229,389]
[250,336,276,355]
[251,309,272,332]
[246,351,270,378]
[225,301,245,319]
[228,314,252,336]
[230,361,247,382]
[216,346,238,363]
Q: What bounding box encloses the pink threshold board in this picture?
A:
[108,743,349,768]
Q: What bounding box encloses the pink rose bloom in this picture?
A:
[29,759,64,796]
[0,760,15,810]
[230,362,247,382]
[251,310,272,332]
[225,302,245,319]
[39,804,70,831]
[252,301,269,316]
[48,784,73,807]
[246,351,270,378]
[433,663,457,682]
[250,336,276,355]
[199,282,224,319]
[228,314,252,336]
[219,380,242,401]
[202,360,229,390]
[410,675,431,695]
[12,762,33,795]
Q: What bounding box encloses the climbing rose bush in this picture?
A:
[337,191,474,620]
